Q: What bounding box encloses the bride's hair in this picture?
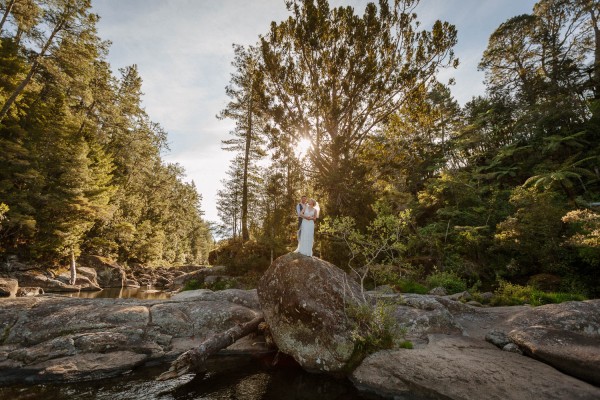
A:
[309,199,320,218]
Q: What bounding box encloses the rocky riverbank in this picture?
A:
[0,255,229,296]
[0,289,266,384]
[258,253,600,400]
[1,252,599,400]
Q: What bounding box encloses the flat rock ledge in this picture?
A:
[351,334,600,400]
[0,289,265,384]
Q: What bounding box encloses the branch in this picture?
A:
[157,312,264,381]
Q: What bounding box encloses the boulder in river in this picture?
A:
[257,252,364,373]
[0,277,18,297]
[78,255,126,288]
[16,287,44,297]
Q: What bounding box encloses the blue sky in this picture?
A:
[92,0,538,223]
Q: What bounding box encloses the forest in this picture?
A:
[1,0,599,299]
[214,0,600,297]
[0,0,213,266]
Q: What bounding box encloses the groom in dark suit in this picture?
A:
[296,195,307,241]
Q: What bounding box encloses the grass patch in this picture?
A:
[181,277,237,292]
[425,270,467,294]
[182,279,202,291]
[396,279,429,294]
[490,280,586,306]
[344,300,412,371]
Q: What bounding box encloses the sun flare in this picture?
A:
[296,138,312,158]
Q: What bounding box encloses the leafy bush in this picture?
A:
[208,239,272,275]
[490,280,586,306]
[426,270,467,294]
[369,264,428,294]
[182,279,202,291]
[396,279,429,294]
[345,300,411,370]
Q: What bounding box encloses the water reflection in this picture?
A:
[66,286,171,300]
[0,355,378,400]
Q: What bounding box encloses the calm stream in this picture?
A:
[66,286,171,300]
[0,355,377,400]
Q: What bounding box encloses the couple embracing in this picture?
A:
[295,195,319,257]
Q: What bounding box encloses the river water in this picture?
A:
[0,354,378,400]
[65,286,171,300]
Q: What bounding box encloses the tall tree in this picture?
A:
[259,0,457,216]
[218,45,266,241]
[0,0,94,122]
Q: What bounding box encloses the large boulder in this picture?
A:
[257,252,364,373]
[0,277,18,297]
[510,326,600,386]
[351,335,600,400]
[393,293,465,339]
[13,270,81,292]
[506,300,600,386]
[78,255,126,288]
[56,271,101,291]
[0,288,263,384]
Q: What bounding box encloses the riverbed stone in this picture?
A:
[171,288,260,310]
[56,271,101,291]
[351,335,600,400]
[258,252,364,373]
[16,287,44,297]
[150,300,257,338]
[510,326,600,386]
[0,277,18,297]
[79,255,126,288]
[9,271,81,292]
[485,329,513,348]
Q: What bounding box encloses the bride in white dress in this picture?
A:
[295,199,319,257]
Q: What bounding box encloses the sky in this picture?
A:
[92,0,538,224]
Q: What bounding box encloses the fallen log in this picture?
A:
[157,312,265,380]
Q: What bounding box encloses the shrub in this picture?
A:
[396,279,429,294]
[369,264,428,294]
[181,277,238,292]
[345,300,411,370]
[426,270,467,294]
[182,279,202,291]
[208,239,272,275]
[490,280,586,306]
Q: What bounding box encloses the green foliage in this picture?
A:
[181,277,238,292]
[0,1,213,266]
[260,0,457,216]
[494,186,568,276]
[426,270,467,294]
[208,239,272,275]
[369,264,428,294]
[345,300,410,369]
[320,200,412,291]
[490,280,586,306]
[182,279,202,292]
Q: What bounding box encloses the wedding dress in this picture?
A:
[296,206,316,257]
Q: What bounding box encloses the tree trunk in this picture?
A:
[0,0,16,35]
[70,247,77,285]
[241,89,253,242]
[590,6,600,100]
[0,19,64,123]
[157,313,264,381]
